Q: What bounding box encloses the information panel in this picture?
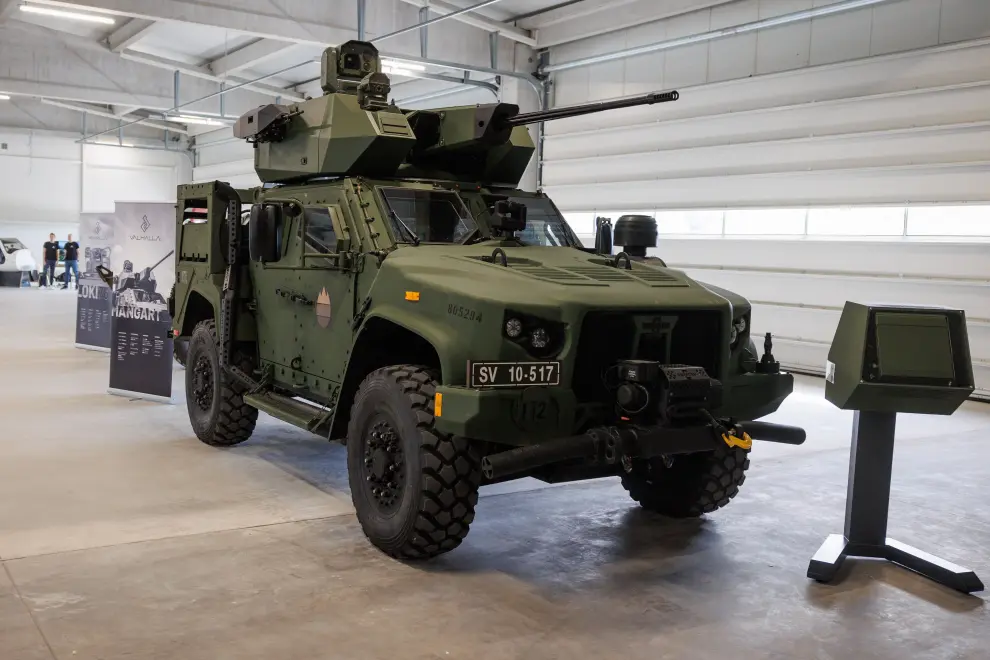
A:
[107,202,176,403]
[75,213,116,352]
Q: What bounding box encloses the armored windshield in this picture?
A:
[379,188,478,244]
[482,196,580,247]
[1,238,26,252]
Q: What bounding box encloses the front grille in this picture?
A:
[572,310,723,403]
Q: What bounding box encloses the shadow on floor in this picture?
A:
[232,422,352,495]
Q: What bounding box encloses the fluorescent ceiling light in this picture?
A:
[0,94,10,101]
[19,4,116,24]
[171,115,227,126]
[382,60,426,72]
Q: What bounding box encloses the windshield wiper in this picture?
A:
[387,208,420,246]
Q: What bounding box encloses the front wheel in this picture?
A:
[621,443,750,517]
[185,320,258,447]
[174,337,189,368]
[347,366,482,559]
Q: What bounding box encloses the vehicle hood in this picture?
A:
[379,243,738,312]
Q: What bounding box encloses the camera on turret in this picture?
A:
[615,360,721,426]
[322,40,383,95]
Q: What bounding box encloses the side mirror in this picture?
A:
[595,216,613,254]
[249,204,284,263]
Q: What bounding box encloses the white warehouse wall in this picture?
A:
[545,0,990,399]
[0,129,191,265]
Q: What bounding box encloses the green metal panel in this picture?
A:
[825,302,974,415]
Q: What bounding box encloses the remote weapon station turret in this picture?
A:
[169,40,804,559]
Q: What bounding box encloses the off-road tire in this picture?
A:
[185,320,258,447]
[347,365,482,559]
[174,337,189,368]
[621,444,750,517]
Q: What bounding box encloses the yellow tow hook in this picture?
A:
[722,429,753,450]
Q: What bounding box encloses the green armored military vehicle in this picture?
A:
[168,40,805,559]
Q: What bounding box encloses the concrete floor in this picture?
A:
[1,287,987,660]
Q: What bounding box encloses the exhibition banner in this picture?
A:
[108,202,176,403]
[75,213,117,352]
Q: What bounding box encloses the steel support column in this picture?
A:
[536,50,552,190]
[419,6,429,57]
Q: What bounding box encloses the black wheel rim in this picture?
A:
[191,354,215,412]
[362,418,406,514]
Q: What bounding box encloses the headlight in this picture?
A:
[730,313,749,348]
[503,310,565,358]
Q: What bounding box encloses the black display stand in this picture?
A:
[807,410,984,593]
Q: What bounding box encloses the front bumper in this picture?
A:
[434,385,579,443]
[434,370,794,443]
[481,417,807,481]
[718,371,794,420]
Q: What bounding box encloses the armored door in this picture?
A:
[293,201,359,405]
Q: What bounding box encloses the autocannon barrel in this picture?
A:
[481,433,599,481]
[500,90,679,128]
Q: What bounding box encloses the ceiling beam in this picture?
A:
[30,0,534,46]
[0,78,176,110]
[29,0,355,46]
[209,39,297,77]
[39,98,190,134]
[113,104,142,116]
[106,17,156,52]
[529,0,737,47]
[118,50,308,103]
[395,0,534,46]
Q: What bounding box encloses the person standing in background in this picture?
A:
[42,233,59,289]
[62,233,80,289]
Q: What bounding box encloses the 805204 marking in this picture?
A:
[448,304,483,322]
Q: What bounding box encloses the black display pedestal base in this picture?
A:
[807,410,984,594]
[0,271,22,287]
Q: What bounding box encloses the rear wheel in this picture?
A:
[185,320,257,447]
[347,365,482,559]
[620,444,750,517]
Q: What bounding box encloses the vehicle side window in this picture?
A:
[304,208,337,254]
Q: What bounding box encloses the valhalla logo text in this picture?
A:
[130,214,162,242]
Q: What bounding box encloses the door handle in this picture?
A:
[275,288,313,306]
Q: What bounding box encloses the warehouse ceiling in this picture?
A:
[0,0,739,141]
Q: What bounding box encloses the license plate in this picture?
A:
[469,361,560,388]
